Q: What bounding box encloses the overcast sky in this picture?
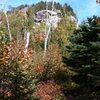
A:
[0,0,100,22]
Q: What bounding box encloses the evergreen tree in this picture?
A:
[66,16,100,97]
[0,61,36,100]
[0,41,37,100]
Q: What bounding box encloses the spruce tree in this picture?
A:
[66,16,100,96]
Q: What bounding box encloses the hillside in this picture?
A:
[1,1,99,100]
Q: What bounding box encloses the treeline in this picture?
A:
[10,1,76,17]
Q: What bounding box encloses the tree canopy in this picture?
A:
[65,16,100,97]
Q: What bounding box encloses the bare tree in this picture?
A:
[44,0,55,55]
[4,12,12,41]
[3,0,12,41]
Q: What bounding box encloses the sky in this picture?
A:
[0,0,100,22]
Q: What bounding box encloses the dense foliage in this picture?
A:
[0,1,100,100]
[65,16,100,98]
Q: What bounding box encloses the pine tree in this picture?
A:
[66,16,100,96]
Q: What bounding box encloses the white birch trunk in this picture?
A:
[4,12,12,41]
[24,32,30,54]
[52,0,54,11]
[44,26,51,54]
[44,0,55,55]
[3,0,12,41]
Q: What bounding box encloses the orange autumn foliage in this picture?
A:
[35,80,61,100]
[1,39,32,65]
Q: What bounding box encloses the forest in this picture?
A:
[0,1,100,100]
